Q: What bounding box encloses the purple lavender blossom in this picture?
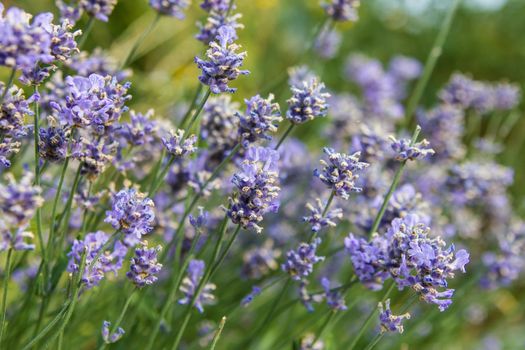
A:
[101,320,125,344]
[378,299,410,333]
[67,231,128,288]
[389,136,435,161]
[303,198,343,233]
[286,78,330,124]
[238,94,282,148]
[282,238,325,281]
[200,95,239,162]
[105,189,155,246]
[287,65,317,89]
[50,74,131,132]
[314,148,369,199]
[80,0,117,22]
[72,138,117,180]
[388,56,422,81]
[300,333,325,350]
[126,242,163,287]
[0,5,54,73]
[493,82,521,110]
[241,285,262,307]
[189,207,209,230]
[195,25,249,93]
[242,240,281,279]
[149,0,190,19]
[227,146,281,233]
[321,277,347,311]
[39,126,68,162]
[179,259,216,312]
[345,215,470,311]
[200,0,230,12]
[118,109,158,147]
[0,226,35,252]
[0,137,20,167]
[196,11,243,44]
[323,0,360,22]
[56,0,83,24]
[162,129,198,158]
[0,173,43,227]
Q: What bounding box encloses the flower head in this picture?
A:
[303,198,343,233]
[105,189,155,246]
[378,299,411,333]
[227,146,281,233]
[127,242,163,287]
[150,0,190,18]
[242,240,281,279]
[281,238,325,281]
[0,173,43,227]
[238,94,282,147]
[286,78,330,124]
[0,225,35,252]
[162,129,198,158]
[118,109,158,147]
[321,277,347,311]
[314,148,369,199]
[101,320,125,344]
[323,0,360,22]
[80,0,117,22]
[195,25,249,93]
[39,126,68,162]
[389,136,435,161]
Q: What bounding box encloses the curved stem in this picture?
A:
[368,126,421,238]
[405,0,461,125]
[78,16,95,50]
[209,316,227,350]
[0,249,13,347]
[274,123,294,150]
[121,13,161,69]
[0,68,16,104]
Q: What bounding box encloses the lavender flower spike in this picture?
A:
[162,129,198,158]
[389,136,435,161]
[314,148,369,199]
[323,0,360,22]
[127,242,163,287]
[195,25,249,94]
[101,320,125,344]
[286,78,330,124]
[80,0,118,22]
[281,238,325,281]
[105,188,155,246]
[303,198,343,233]
[378,299,411,334]
[238,94,282,147]
[150,0,191,19]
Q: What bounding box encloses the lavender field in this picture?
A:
[0,0,524,349]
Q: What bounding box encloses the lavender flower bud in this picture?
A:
[286,78,330,124]
[238,94,282,148]
[303,198,343,233]
[227,146,281,233]
[105,189,155,246]
[323,0,360,22]
[149,0,191,19]
[127,242,163,287]
[195,25,249,94]
[389,136,435,161]
[241,286,262,307]
[314,28,342,60]
[196,12,243,44]
[162,129,198,158]
[378,299,410,333]
[321,277,347,311]
[101,320,125,344]
[79,0,117,22]
[0,225,35,252]
[281,238,325,281]
[179,259,216,313]
[314,148,369,199]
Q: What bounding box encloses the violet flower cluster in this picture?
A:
[126,242,163,287]
[179,259,216,313]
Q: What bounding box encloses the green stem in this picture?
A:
[405,0,461,125]
[22,301,70,350]
[99,289,137,350]
[309,190,335,242]
[0,249,13,347]
[348,282,395,350]
[209,316,227,350]
[312,310,336,345]
[363,333,383,350]
[33,86,45,262]
[0,68,16,104]
[170,224,240,350]
[368,126,421,237]
[78,16,95,50]
[274,123,295,150]
[121,13,161,69]
[179,84,203,128]
[184,88,211,136]
[148,154,175,197]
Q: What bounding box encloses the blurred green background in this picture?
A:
[4,0,525,348]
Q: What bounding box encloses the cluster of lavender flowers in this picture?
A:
[0,1,523,349]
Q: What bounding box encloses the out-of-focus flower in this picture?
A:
[241,285,262,307]
[323,0,360,22]
[321,277,347,311]
[0,173,43,227]
[378,299,410,333]
[242,240,281,279]
[282,238,325,281]
[80,0,117,22]
[179,259,216,312]
[150,0,190,19]
[303,198,343,233]
[101,320,125,344]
